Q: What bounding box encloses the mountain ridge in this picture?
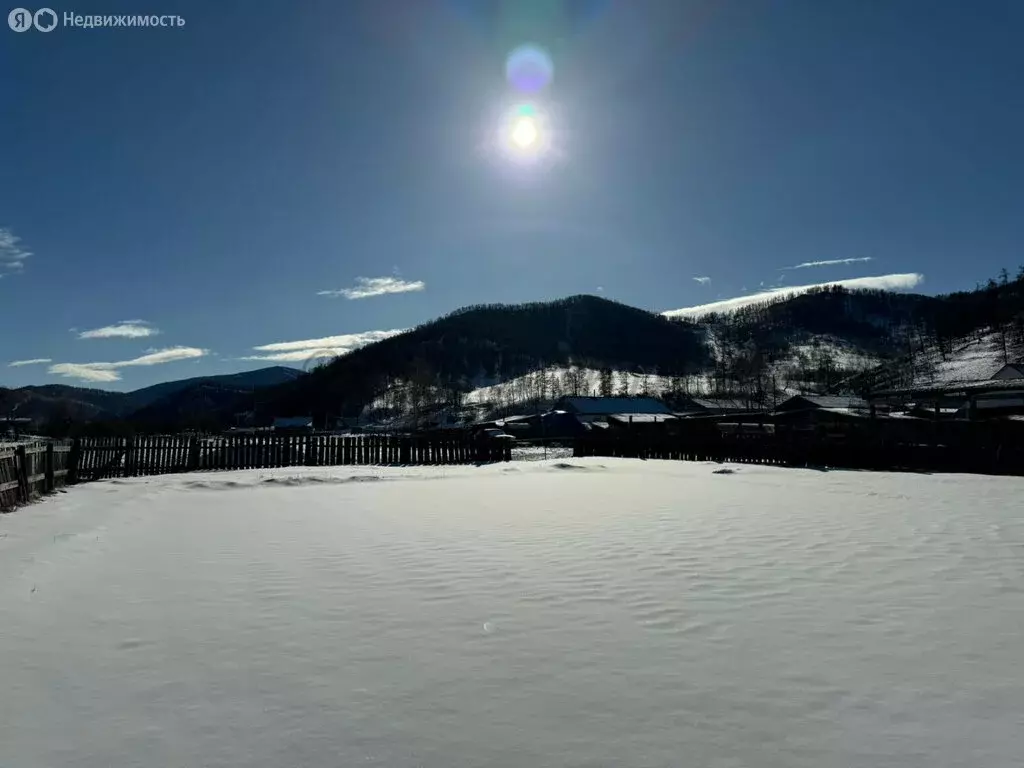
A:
[8,270,1024,434]
[1,366,302,428]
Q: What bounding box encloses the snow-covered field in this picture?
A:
[3,461,1023,768]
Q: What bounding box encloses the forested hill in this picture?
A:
[267,295,713,419]
[265,272,1024,424]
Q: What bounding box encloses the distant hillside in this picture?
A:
[0,384,124,423]
[832,270,1024,394]
[2,367,302,433]
[123,367,303,413]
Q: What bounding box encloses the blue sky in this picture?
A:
[3,0,1023,390]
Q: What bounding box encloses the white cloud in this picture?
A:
[47,364,123,383]
[785,257,874,270]
[318,277,425,300]
[48,346,208,383]
[692,276,711,285]
[8,358,52,367]
[78,320,159,339]
[0,227,31,273]
[117,347,207,367]
[241,329,406,363]
[662,273,924,319]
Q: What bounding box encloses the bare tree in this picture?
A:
[615,371,631,397]
[563,366,587,397]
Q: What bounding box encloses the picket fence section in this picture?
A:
[573,428,1024,476]
[71,433,511,483]
[0,441,74,511]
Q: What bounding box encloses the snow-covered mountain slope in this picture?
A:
[916,330,1022,385]
[840,327,1024,393]
[356,333,887,425]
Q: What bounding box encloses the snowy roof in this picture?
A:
[497,414,534,425]
[555,396,672,416]
[871,378,1024,398]
[816,407,873,418]
[607,413,678,424]
[686,397,751,411]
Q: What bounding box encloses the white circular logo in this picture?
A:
[8,7,33,31]
[33,7,57,31]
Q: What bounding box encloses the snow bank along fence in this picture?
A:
[0,440,74,511]
[70,433,512,482]
[572,423,1024,476]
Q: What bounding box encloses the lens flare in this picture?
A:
[505,44,554,93]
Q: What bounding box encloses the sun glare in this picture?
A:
[511,116,539,149]
[485,101,559,169]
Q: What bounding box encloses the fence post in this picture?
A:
[124,436,136,477]
[68,438,81,484]
[45,442,55,492]
[15,444,28,505]
[187,436,200,472]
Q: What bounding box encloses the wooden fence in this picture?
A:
[72,433,512,482]
[0,441,74,511]
[573,426,1024,476]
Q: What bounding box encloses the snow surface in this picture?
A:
[3,461,1024,768]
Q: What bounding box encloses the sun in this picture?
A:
[510,115,539,149]
[487,101,557,167]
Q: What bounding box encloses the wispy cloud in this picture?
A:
[241,329,406,363]
[8,358,52,367]
[78,320,159,339]
[692,276,712,285]
[785,257,874,270]
[0,227,32,274]
[47,364,123,383]
[317,277,425,300]
[48,346,208,383]
[662,273,924,319]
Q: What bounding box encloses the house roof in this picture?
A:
[556,396,672,416]
[273,416,313,428]
[607,413,678,424]
[777,395,868,411]
[993,363,1024,377]
[870,378,1024,399]
[685,397,752,411]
